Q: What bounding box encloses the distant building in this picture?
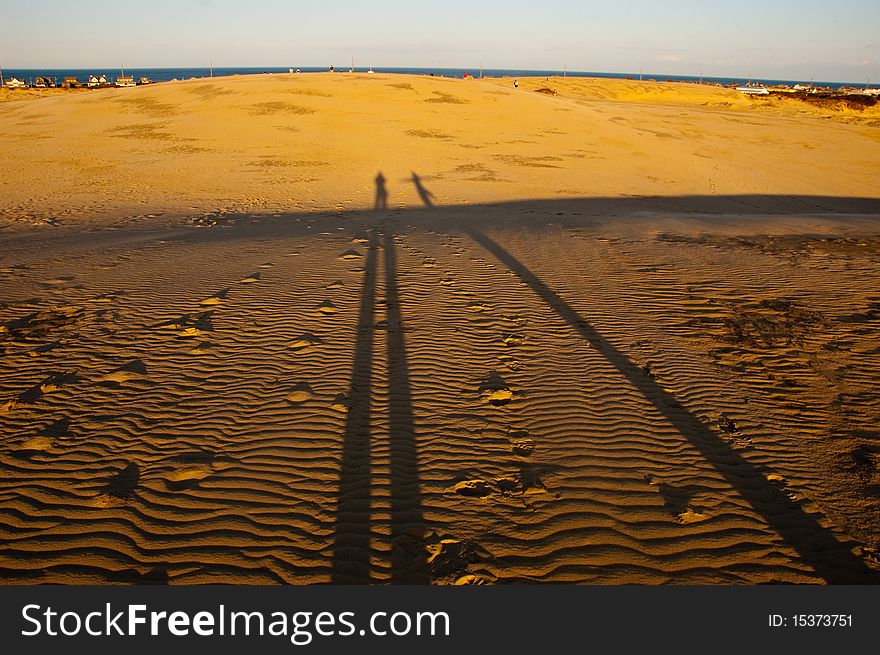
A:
[4,77,27,89]
[87,74,110,87]
[116,76,136,87]
[138,76,153,85]
[34,76,56,88]
[62,76,80,88]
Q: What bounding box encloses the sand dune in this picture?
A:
[1,73,878,229]
[1,74,879,584]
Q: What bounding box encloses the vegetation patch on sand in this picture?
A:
[112,122,185,141]
[493,154,564,168]
[248,156,327,168]
[116,96,179,117]
[250,101,317,116]
[425,91,469,104]
[286,88,332,97]
[454,163,500,181]
[406,129,452,139]
[185,84,236,99]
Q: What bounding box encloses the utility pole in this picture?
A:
[480,63,483,79]
[699,70,703,84]
[210,58,213,78]
[639,66,643,82]
[0,67,4,87]
[563,63,567,78]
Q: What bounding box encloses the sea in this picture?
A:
[0,66,860,90]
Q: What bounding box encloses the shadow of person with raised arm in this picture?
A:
[410,172,434,208]
[374,171,388,210]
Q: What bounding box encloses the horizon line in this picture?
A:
[0,64,871,86]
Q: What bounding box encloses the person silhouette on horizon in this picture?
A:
[374,171,388,210]
[411,172,434,208]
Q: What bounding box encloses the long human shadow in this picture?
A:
[330,230,378,583]
[383,229,429,583]
[411,172,434,208]
[465,227,878,584]
[374,171,388,210]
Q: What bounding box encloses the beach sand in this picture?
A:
[1,73,879,583]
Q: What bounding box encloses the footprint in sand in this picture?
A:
[240,272,261,284]
[338,248,362,260]
[289,333,321,353]
[258,262,275,269]
[467,302,490,312]
[285,382,315,404]
[425,535,493,579]
[161,452,233,490]
[453,479,494,498]
[330,391,351,413]
[96,359,148,387]
[502,333,524,346]
[175,311,215,337]
[497,355,522,371]
[453,574,493,585]
[478,370,513,406]
[13,436,54,458]
[453,474,546,498]
[439,277,454,286]
[1,371,80,413]
[645,475,711,524]
[326,280,345,289]
[189,341,213,355]
[162,465,214,491]
[40,417,73,438]
[158,311,214,337]
[509,429,535,457]
[316,300,339,315]
[102,462,140,499]
[200,289,229,306]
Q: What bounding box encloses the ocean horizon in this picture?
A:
[0,66,866,90]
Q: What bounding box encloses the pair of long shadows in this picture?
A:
[331,230,427,584]
[374,171,434,209]
[330,202,876,584]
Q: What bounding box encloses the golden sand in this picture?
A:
[0,73,879,584]
[0,72,878,227]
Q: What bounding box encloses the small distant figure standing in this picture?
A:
[329,64,335,73]
[411,172,434,208]
[514,79,519,88]
[374,171,388,210]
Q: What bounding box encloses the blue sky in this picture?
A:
[2,0,878,82]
